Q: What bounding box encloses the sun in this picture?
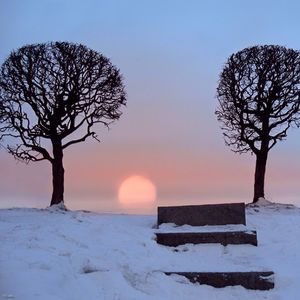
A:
[118,175,156,206]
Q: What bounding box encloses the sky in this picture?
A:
[0,0,300,213]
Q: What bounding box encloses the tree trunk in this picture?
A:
[253,151,268,203]
[50,139,64,206]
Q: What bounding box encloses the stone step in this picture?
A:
[156,230,257,246]
[157,203,246,226]
[165,271,274,290]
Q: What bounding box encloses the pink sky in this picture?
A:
[1,1,300,213]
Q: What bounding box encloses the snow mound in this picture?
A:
[247,198,298,212]
[256,197,273,206]
[46,201,68,212]
[1,203,300,299]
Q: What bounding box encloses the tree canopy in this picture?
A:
[0,42,126,205]
[216,45,300,201]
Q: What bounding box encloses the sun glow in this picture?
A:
[118,175,156,206]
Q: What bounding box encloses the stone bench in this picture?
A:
[156,230,257,247]
[165,271,274,290]
[157,203,246,226]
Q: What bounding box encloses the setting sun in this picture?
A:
[118,175,157,206]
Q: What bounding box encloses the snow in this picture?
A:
[46,202,67,212]
[1,203,300,299]
[157,223,255,233]
[254,197,276,206]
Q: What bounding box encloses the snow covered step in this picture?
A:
[157,203,246,226]
[156,230,257,246]
[158,223,252,233]
[165,271,274,290]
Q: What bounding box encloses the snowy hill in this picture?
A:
[0,202,299,300]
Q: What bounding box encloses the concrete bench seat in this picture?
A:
[157,203,246,226]
[165,271,274,290]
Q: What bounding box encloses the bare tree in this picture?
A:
[216,45,300,203]
[0,42,126,206]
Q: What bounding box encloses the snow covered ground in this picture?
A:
[0,201,299,300]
